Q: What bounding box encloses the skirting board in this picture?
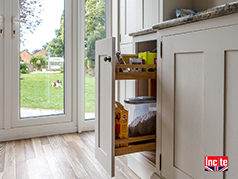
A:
[128,153,160,179]
[0,122,78,142]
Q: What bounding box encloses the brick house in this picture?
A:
[33,50,47,58]
[20,50,32,64]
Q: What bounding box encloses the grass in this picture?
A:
[20,73,95,113]
[21,73,64,110]
[85,74,95,113]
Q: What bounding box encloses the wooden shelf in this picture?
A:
[114,64,157,156]
[115,135,156,156]
[115,64,156,80]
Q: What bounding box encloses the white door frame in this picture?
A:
[10,0,72,127]
[0,0,79,141]
[78,0,112,132]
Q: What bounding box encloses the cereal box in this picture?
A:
[115,101,128,147]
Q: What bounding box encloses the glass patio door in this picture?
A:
[81,0,110,131]
[5,0,73,127]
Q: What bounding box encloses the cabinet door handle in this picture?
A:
[104,56,111,62]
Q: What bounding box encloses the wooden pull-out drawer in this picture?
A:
[115,64,157,80]
[115,134,156,156]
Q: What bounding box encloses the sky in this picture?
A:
[20,0,64,54]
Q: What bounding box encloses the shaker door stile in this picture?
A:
[0,0,3,129]
[95,37,116,177]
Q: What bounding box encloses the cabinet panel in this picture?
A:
[120,0,131,44]
[143,0,160,29]
[0,1,3,129]
[225,50,238,179]
[126,0,143,34]
[174,53,203,178]
[125,80,135,98]
[95,38,116,177]
[161,27,228,179]
[120,0,142,44]
[120,43,133,54]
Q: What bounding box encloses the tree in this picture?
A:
[85,0,105,38]
[42,42,49,50]
[85,34,101,68]
[46,36,64,57]
[46,11,64,57]
[30,54,46,70]
[20,62,29,74]
[20,0,43,44]
[85,0,105,69]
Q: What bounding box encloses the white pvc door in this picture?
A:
[2,0,73,128]
[95,37,115,177]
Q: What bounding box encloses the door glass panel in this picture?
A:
[19,0,65,118]
[84,0,106,120]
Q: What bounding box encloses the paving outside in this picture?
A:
[30,70,61,74]
[21,108,95,119]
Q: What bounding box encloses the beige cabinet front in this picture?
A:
[120,0,160,45]
[95,37,116,177]
[160,21,238,179]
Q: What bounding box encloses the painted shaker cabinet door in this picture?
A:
[120,0,143,44]
[160,24,238,179]
[95,37,116,177]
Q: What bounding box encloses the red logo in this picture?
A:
[204,156,228,171]
[122,114,127,119]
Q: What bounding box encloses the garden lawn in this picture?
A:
[85,74,95,113]
[21,73,64,110]
[20,73,95,113]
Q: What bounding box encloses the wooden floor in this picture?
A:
[0,132,140,179]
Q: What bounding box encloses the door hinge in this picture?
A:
[160,41,163,58]
[159,154,162,171]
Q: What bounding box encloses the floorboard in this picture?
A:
[0,143,6,173]
[0,132,140,179]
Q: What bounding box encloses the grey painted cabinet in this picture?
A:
[120,0,160,45]
[159,14,238,179]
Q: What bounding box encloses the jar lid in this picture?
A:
[124,96,156,104]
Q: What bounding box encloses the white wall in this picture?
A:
[194,0,236,11]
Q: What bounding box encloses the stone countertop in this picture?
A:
[152,1,238,30]
[128,27,157,37]
[129,1,238,36]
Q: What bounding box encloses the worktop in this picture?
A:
[129,1,238,37]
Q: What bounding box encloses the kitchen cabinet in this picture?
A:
[127,33,160,179]
[120,0,160,45]
[119,0,233,45]
[95,37,158,177]
[97,1,238,177]
[158,13,238,179]
[143,0,160,29]
[120,0,143,45]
